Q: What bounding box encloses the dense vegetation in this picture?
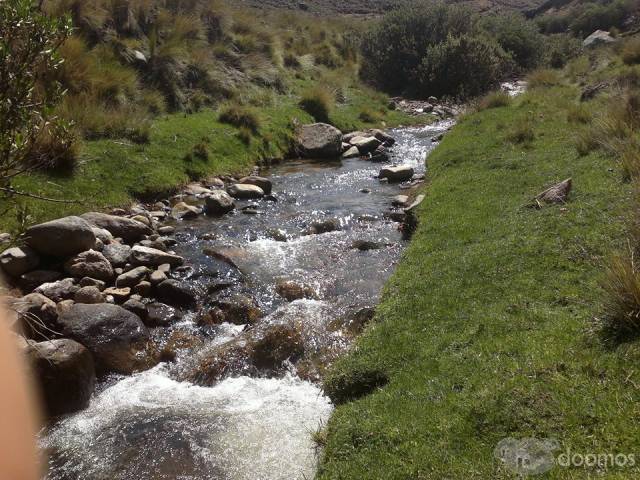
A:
[536,0,636,37]
[319,34,640,479]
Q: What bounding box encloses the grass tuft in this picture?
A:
[218,105,261,134]
[622,38,640,66]
[299,86,334,123]
[477,91,511,111]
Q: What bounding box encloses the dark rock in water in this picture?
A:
[297,123,343,158]
[26,216,96,257]
[266,228,288,242]
[65,250,114,282]
[0,247,39,277]
[81,212,151,243]
[19,270,62,292]
[204,191,235,215]
[370,129,396,147]
[369,146,390,163]
[156,279,197,309]
[351,240,382,251]
[145,302,183,327]
[185,337,253,385]
[102,243,132,267]
[58,303,152,375]
[310,218,340,235]
[26,339,95,417]
[250,324,304,371]
[160,330,204,362]
[122,298,148,320]
[212,293,262,325]
[171,202,200,220]
[276,279,317,302]
[36,278,79,302]
[240,176,273,195]
[349,136,381,155]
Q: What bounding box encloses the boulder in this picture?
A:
[74,286,105,304]
[156,280,197,309]
[103,287,131,303]
[35,278,79,302]
[342,146,360,159]
[81,212,152,243]
[122,298,147,319]
[379,165,415,183]
[130,245,184,268]
[19,270,63,292]
[370,129,395,146]
[64,250,114,282]
[392,195,410,207]
[184,183,213,196]
[213,294,262,325]
[10,293,58,338]
[227,184,265,200]
[583,30,615,48]
[115,266,149,288]
[25,216,96,257]
[276,280,317,302]
[56,299,75,317]
[240,176,272,195]
[91,227,113,245]
[0,247,39,277]
[102,243,132,267]
[26,339,95,417]
[535,178,572,206]
[133,281,152,297]
[369,146,390,163]
[204,191,235,215]
[79,277,106,291]
[310,218,340,235]
[158,226,175,235]
[349,136,381,154]
[250,324,304,371]
[171,202,200,220]
[58,303,151,374]
[297,123,343,158]
[145,302,183,327]
[149,269,168,285]
[343,131,367,143]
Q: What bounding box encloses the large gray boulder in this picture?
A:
[297,123,343,158]
[26,339,95,417]
[25,216,96,257]
[58,303,152,374]
[583,30,615,48]
[239,176,272,195]
[102,242,132,267]
[204,191,235,215]
[0,247,39,277]
[227,184,264,200]
[130,245,183,267]
[64,250,114,281]
[349,136,381,154]
[81,212,152,243]
[379,165,414,183]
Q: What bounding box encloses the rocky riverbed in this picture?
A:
[1,119,453,480]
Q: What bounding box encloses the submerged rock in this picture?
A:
[26,339,95,417]
[379,165,414,183]
[156,279,197,309]
[58,303,152,375]
[276,280,317,302]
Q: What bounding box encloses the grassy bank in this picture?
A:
[0,81,419,234]
[318,78,640,476]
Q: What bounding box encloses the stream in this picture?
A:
[40,119,452,480]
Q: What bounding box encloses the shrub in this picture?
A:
[192,141,209,160]
[507,118,535,144]
[567,104,592,124]
[575,128,600,156]
[314,42,343,69]
[237,126,252,145]
[570,0,632,38]
[480,13,543,71]
[601,252,640,337]
[527,68,562,89]
[477,91,511,110]
[28,122,80,174]
[545,34,582,69]
[622,39,640,66]
[299,87,334,123]
[416,34,510,99]
[536,14,570,34]
[358,107,384,123]
[219,105,260,133]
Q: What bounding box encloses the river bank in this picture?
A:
[317,82,640,477]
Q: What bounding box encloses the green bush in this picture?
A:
[299,87,334,123]
[477,91,511,111]
[416,34,510,98]
[218,105,261,133]
[480,13,543,71]
[570,0,633,38]
[544,34,582,69]
[622,39,640,66]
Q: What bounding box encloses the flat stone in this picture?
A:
[0,247,39,277]
[130,245,184,268]
[379,165,415,183]
[26,216,96,257]
[81,212,152,243]
[227,184,265,200]
[115,266,149,288]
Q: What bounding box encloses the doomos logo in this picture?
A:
[494,437,560,476]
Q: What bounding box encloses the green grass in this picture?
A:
[0,82,423,233]
[318,86,640,478]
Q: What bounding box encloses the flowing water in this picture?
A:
[41,120,452,480]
